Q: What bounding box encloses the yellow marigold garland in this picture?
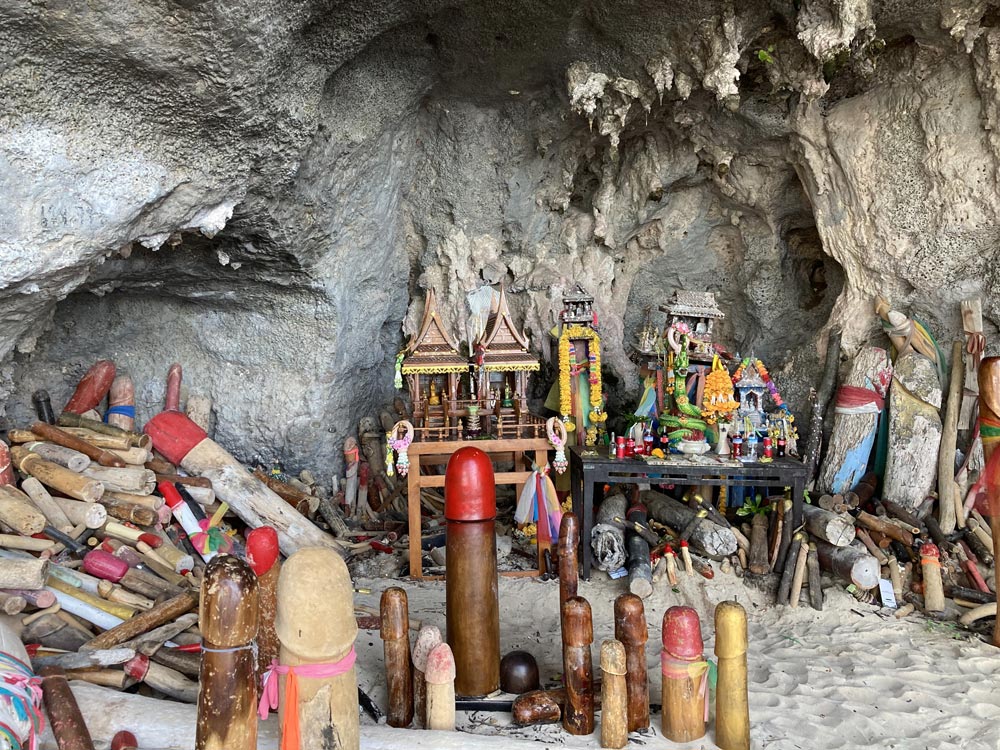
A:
[701,355,738,425]
[559,326,603,425]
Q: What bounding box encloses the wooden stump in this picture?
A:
[599,640,628,749]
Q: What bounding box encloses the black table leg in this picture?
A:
[580,476,595,580]
[792,476,804,531]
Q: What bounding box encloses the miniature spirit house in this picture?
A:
[734,363,768,431]
[400,289,467,438]
[660,290,724,362]
[474,287,540,437]
[553,285,605,447]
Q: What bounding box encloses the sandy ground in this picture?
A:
[32,566,1000,750]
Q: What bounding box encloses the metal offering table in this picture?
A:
[569,445,807,579]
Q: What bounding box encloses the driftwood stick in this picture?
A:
[804,327,842,487]
[33,648,136,671]
[802,504,855,546]
[82,591,198,651]
[22,476,74,532]
[939,341,964,532]
[33,422,126,468]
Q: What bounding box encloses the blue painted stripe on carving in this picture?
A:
[830,425,877,494]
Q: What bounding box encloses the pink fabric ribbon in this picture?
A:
[661,653,711,723]
[258,647,357,750]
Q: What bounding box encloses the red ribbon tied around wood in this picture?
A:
[258,647,357,750]
[834,385,885,414]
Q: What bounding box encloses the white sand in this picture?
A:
[34,567,1000,749]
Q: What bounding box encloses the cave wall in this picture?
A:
[2,0,1000,471]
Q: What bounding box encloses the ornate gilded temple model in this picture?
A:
[553,285,606,446]
[661,289,724,363]
[399,289,468,439]
[474,286,543,438]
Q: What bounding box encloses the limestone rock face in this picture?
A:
[0,0,998,471]
[884,352,944,510]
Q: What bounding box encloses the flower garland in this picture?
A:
[701,356,738,425]
[558,325,604,427]
[731,357,792,415]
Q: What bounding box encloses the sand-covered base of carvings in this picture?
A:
[37,568,1000,750]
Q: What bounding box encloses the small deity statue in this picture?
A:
[428,379,441,406]
[502,382,514,408]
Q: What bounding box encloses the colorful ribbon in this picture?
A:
[0,650,44,750]
[661,654,716,723]
[834,385,885,414]
[258,647,357,750]
[190,503,233,556]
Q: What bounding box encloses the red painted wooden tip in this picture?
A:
[444,447,496,522]
[680,540,689,549]
[164,364,183,412]
[246,527,280,576]
[425,642,457,684]
[144,411,207,465]
[83,550,129,583]
[123,654,150,680]
[411,625,443,672]
[111,730,138,750]
[63,360,116,414]
[920,543,940,559]
[0,442,13,486]
[137,533,162,549]
[662,606,703,660]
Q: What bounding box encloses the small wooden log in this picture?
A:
[626,503,653,598]
[63,668,133,690]
[789,538,810,608]
[40,666,97,750]
[776,532,804,604]
[0,484,47,535]
[0,591,26,614]
[196,555,258,749]
[83,466,156,495]
[246,527,280,684]
[97,581,154,610]
[381,587,414,727]
[107,375,136,431]
[661,606,706,743]
[802,504,856,547]
[645,491,737,557]
[22,476,74,532]
[747,513,770,574]
[815,541,880,590]
[854,527,889,565]
[856,511,914,546]
[938,341,964,532]
[817,346,891,494]
[50,496,107,529]
[804,327,842,487]
[0,553,48,589]
[126,653,199,703]
[33,647,136,671]
[562,596,595,736]
[613,593,648,732]
[715,601,750,750]
[58,412,151,450]
[106,491,164,510]
[23,440,91,472]
[32,389,57,424]
[920,543,945,613]
[558,512,579,605]
[32,422,126,468]
[806,543,823,610]
[83,590,198,651]
[425,642,457,731]
[98,497,158,527]
[252,469,319,516]
[958,602,997,625]
[512,688,565,726]
[600,640,628,749]
[47,577,136,624]
[12,448,105,503]
[412,625,442,728]
[4,586,54,607]
[107,447,152,466]
[275,547,358,749]
[0,533,53,553]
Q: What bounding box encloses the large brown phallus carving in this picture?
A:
[561,595,594,736]
[380,587,414,728]
[977,356,1000,647]
[196,555,259,750]
[613,593,649,731]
